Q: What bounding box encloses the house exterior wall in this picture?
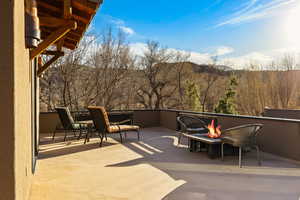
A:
[0,1,33,200]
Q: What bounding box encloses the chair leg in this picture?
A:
[84,127,90,144]
[124,132,127,140]
[256,146,261,166]
[221,143,224,161]
[178,133,181,146]
[137,130,140,141]
[119,132,123,143]
[99,132,104,147]
[239,146,242,168]
[77,129,82,140]
[63,130,68,141]
[84,130,88,144]
[73,130,77,137]
[52,127,57,141]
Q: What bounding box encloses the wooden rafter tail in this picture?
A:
[30,20,77,60]
[37,54,61,77]
[64,0,72,19]
[41,50,64,56]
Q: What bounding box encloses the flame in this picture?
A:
[207,120,221,138]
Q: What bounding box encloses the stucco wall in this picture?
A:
[0,1,33,200]
[264,108,300,120]
[40,110,300,161]
[133,110,160,128]
[40,112,61,134]
[160,111,178,130]
[176,111,300,161]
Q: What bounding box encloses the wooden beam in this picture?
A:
[39,16,69,27]
[64,0,72,19]
[30,20,77,59]
[41,50,64,56]
[38,1,90,24]
[72,0,96,14]
[37,55,61,77]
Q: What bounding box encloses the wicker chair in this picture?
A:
[53,107,90,141]
[87,106,140,147]
[221,124,263,168]
[177,115,208,145]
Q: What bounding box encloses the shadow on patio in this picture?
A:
[30,127,300,200]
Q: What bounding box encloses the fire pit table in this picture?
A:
[184,133,222,158]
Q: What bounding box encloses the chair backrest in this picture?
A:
[222,124,263,147]
[87,106,110,133]
[177,115,207,132]
[55,107,75,130]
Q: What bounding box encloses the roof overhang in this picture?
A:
[37,0,103,50]
[31,0,103,76]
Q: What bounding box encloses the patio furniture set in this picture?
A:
[52,106,263,168]
[52,106,140,147]
[177,115,263,168]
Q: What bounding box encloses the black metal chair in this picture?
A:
[221,124,263,168]
[52,107,90,141]
[176,115,208,145]
[87,106,140,147]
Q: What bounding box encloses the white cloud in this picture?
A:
[215,0,296,27]
[216,46,234,56]
[108,17,135,36]
[221,52,273,69]
[129,43,148,56]
[119,26,135,35]
[129,43,300,69]
[130,42,221,64]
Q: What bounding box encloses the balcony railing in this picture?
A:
[40,109,300,161]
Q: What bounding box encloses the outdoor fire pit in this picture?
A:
[187,120,235,158]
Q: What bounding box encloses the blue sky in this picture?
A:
[90,0,300,67]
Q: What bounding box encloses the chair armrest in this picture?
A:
[111,119,132,125]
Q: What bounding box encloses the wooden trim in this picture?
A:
[72,0,96,14]
[39,16,69,27]
[37,55,61,77]
[64,0,72,19]
[37,1,90,24]
[41,50,64,56]
[30,20,77,60]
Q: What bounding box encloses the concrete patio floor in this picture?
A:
[30,127,300,200]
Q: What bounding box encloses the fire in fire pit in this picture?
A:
[207,120,221,138]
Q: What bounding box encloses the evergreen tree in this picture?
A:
[185,80,201,111]
[215,76,238,114]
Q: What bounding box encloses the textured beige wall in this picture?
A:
[264,108,300,120]
[133,111,160,128]
[39,110,300,161]
[39,113,61,134]
[0,1,33,200]
[160,111,178,130]
[0,1,15,199]
[215,116,300,161]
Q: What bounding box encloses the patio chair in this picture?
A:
[87,106,140,147]
[221,124,263,168]
[177,115,208,145]
[53,107,90,141]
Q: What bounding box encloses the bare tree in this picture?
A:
[88,29,134,110]
[136,41,189,109]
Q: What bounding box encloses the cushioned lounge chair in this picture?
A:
[87,106,140,147]
[53,107,90,141]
